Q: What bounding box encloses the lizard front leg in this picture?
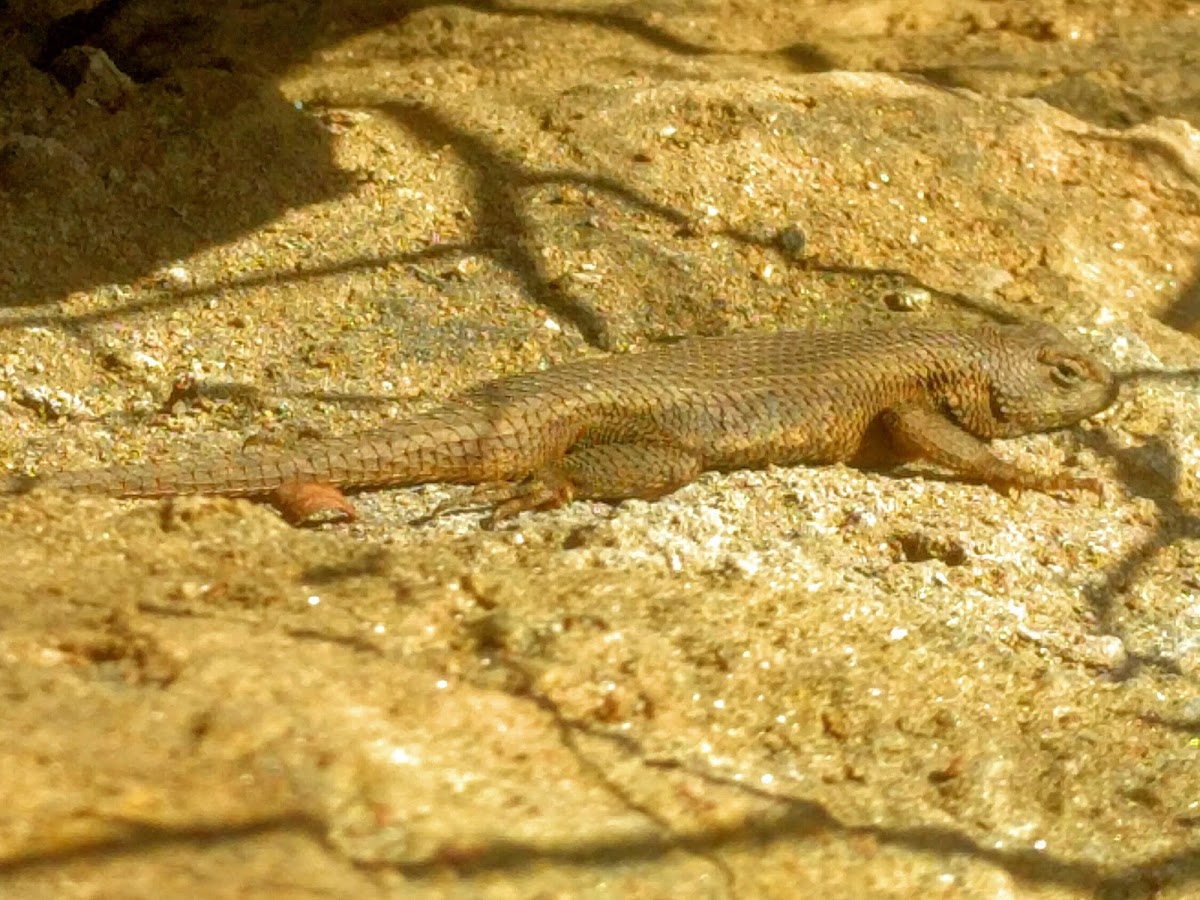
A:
[879,403,1101,494]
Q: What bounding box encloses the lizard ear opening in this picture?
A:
[986,384,1011,428]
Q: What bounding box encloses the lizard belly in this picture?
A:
[572,391,875,471]
[690,393,875,470]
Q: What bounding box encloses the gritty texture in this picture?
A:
[1,1,1199,899]
[9,323,1117,521]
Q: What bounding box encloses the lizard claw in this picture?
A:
[420,477,574,527]
[994,472,1105,502]
[465,474,576,526]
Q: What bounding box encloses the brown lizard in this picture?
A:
[4,321,1118,524]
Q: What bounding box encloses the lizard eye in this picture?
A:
[1049,357,1086,388]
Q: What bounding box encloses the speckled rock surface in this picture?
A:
[1,1,1199,898]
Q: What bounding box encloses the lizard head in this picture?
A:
[981,323,1118,437]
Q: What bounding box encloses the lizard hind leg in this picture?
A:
[473,444,705,523]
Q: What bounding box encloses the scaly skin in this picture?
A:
[4,322,1118,523]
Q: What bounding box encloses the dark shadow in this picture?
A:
[0,63,355,310]
[0,782,1192,898]
[283,627,388,655]
[410,619,1200,894]
[1135,712,1200,735]
[300,546,396,583]
[379,100,612,346]
[775,41,838,73]
[1066,363,1200,680]
[7,534,1200,891]
[380,98,798,345]
[1,3,1197,887]
[465,0,722,57]
[0,0,749,314]
[4,0,1196,317]
[0,811,330,877]
[1163,268,1200,336]
[369,800,1200,898]
[0,244,469,331]
[1076,428,1200,648]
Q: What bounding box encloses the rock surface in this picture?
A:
[1,1,1199,897]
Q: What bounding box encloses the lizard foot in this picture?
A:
[995,472,1106,502]
[468,473,576,526]
[270,480,357,526]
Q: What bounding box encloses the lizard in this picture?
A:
[3,321,1118,525]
